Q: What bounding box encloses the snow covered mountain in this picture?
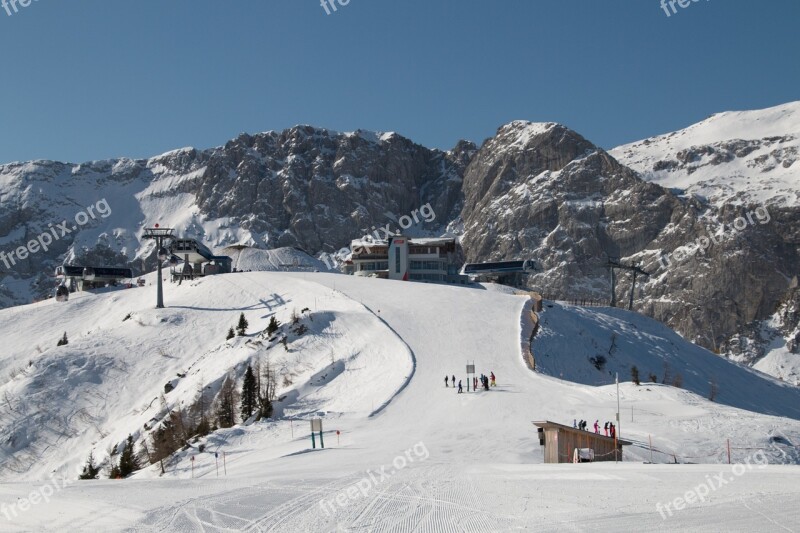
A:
[0,127,472,307]
[610,101,800,207]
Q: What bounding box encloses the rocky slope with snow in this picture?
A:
[459,117,799,363]
[610,101,800,208]
[0,128,473,307]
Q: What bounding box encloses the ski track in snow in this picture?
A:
[2,272,800,531]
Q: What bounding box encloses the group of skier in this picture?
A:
[445,372,496,393]
[574,419,616,439]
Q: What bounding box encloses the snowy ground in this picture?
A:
[1,272,799,531]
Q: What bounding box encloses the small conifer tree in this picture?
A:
[118,435,140,477]
[266,316,281,337]
[236,313,249,336]
[241,366,258,420]
[630,365,640,386]
[79,451,100,480]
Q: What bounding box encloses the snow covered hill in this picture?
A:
[611,101,800,207]
[2,274,799,481]
[1,273,800,530]
[535,302,800,420]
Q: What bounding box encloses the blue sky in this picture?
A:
[0,0,798,163]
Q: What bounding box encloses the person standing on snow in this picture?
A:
[604,422,609,437]
[573,419,577,429]
[452,375,456,387]
[445,375,449,387]
[458,380,463,394]
[594,420,600,434]
[610,423,616,439]
[490,372,496,387]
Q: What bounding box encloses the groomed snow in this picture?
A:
[0,273,799,531]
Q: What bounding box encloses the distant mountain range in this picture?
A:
[1,102,798,377]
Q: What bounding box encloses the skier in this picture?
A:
[593,420,600,434]
[604,422,609,437]
[458,380,463,394]
[610,423,616,439]
[452,375,456,387]
[573,419,577,429]
[483,375,490,391]
[490,372,496,387]
[445,375,449,387]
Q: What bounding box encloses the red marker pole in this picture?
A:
[337,430,340,446]
[191,456,195,479]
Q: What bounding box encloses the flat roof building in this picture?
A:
[350,235,468,285]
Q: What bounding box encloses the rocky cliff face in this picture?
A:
[459,119,799,357]
[0,127,474,307]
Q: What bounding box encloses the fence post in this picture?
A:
[727,439,731,464]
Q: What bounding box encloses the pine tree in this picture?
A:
[79,451,100,480]
[118,435,140,478]
[57,332,69,347]
[226,327,235,340]
[266,316,281,337]
[258,359,276,420]
[215,375,237,428]
[108,458,120,479]
[241,365,257,421]
[237,313,249,336]
[630,365,640,386]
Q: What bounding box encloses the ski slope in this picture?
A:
[1,273,799,531]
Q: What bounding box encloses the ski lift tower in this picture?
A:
[606,258,651,310]
[143,225,175,309]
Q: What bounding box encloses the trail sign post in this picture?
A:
[311,418,324,449]
[466,363,475,392]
